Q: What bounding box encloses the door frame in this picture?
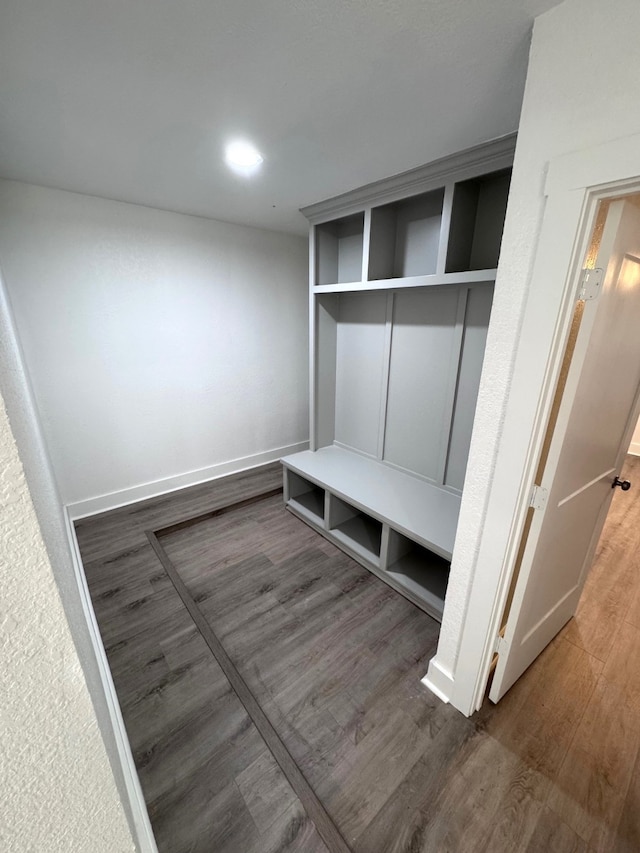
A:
[450,132,640,716]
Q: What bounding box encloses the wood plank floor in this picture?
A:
[75,457,640,852]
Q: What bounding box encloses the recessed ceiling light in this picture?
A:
[225,140,263,176]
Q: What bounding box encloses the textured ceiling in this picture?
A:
[0,0,560,234]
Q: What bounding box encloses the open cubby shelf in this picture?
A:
[446,169,511,273]
[385,531,450,620]
[313,167,510,288]
[315,213,364,286]
[286,471,325,526]
[328,494,383,566]
[313,268,496,295]
[369,189,444,280]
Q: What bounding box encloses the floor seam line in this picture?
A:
[144,495,351,853]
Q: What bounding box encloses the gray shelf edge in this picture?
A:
[312,269,497,294]
[329,442,463,500]
[301,134,516,224]
[282,461,329,493]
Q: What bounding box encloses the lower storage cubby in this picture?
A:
[282,449,460,622]
[286,470,325,526]
[327,494,383,566]
[384,529,450,620]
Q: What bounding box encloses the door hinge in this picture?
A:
[494,633,508,655]
[529,484,549,511]
[578,267,603,300]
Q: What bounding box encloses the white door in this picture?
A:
[490,198,640,702]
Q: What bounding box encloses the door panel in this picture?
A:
[490,199,640,702]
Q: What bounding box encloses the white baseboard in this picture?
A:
[64,509,159,853]
[67,442,309,520]
[629,442,640,457]
[422,657,454,705]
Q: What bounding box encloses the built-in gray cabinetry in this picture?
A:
[282,136,515,621]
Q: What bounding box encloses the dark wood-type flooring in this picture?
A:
[75,457,640,852]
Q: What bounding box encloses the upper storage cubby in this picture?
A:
[368,188,444,280]
[304,136,515,292]
[445,169,511,273]
[315,212,364,285]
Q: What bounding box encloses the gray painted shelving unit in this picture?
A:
[282,135,515,622]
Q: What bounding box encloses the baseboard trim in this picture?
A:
[629,442,640,457]
[66,442,309,520]
[64,509,159,853]
[422,657,454,705]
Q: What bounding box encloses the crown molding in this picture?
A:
[301,133,517,224]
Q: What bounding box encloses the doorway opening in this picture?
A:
[489,191,640,703]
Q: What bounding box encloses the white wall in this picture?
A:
[0,263,151,848]
[0,180,308,512]
[0,389,134,850]
[430,0,640,698]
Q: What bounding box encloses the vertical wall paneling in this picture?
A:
[435,287,470,486]
[383,287,460,481]
[334,291,388,456]
[376,292,396,460]
[309,224,319,450]
[314,295,338,449]
[444,284,494,490]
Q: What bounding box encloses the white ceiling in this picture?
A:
[0,0,560,235]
